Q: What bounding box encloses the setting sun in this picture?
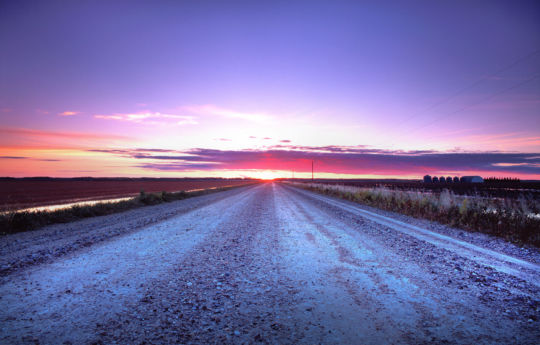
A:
[255,170,280,181]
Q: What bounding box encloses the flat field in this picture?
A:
[0,178,255,211]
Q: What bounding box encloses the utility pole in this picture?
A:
[312,160,314,181]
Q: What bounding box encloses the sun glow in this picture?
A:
[255,170,279,180]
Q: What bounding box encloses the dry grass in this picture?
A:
[291,182,540,247]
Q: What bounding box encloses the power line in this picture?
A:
[407,73,539,137]
[394,48,540,128]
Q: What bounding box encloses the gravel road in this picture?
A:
[1,183,539,344]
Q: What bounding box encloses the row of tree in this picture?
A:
[484,177,521,183]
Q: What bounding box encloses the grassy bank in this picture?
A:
[291,182,540,247]
[0,184,254,235]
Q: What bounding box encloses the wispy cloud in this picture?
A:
[0,156,27,159]
[57,170,99,173]
[0,127,131,149]
[0,127,128,141]
[181,104,272,123]
[280,139,291,143]
[58,111,79,116]
[457,132,540,149]
[0,155,60,162]
[492,162,540,168]
[94,112,197,126]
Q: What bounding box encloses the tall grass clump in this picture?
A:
[292,182,540,247]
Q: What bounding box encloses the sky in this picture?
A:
[1,0,539,179]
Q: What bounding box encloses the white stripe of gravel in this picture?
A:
[292,186,540,288]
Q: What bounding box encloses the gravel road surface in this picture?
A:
[1,183,539,344]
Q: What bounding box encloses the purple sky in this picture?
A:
[1,1,539,179]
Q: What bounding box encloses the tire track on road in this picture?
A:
[274,184,420,344]
[288,184,540,288]
[96,183,305,345]
[275,183,539,344]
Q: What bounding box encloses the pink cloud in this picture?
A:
[0,127,131,149]
[458,133,540,149]
[180,104,272,123]
[94,112,197,126]
[58,111,79,116]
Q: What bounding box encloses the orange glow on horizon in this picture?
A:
[1,145,539,180]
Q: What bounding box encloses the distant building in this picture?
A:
[460,176,484,183]
[426,175,483,183]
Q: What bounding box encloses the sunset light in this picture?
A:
[1,2,539,344]
[1,1,538,180]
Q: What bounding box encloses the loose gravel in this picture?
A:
[0,183,538,344]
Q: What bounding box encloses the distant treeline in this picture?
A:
[484,177,521,183]
[0,177,257,181]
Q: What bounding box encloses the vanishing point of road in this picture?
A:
[1,183,539,344]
